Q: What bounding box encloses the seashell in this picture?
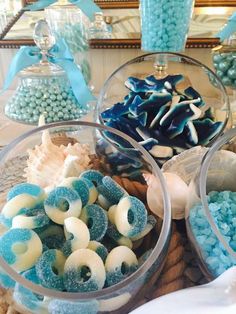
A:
[143,172,188,220]
[24,116,91,190]
[162,146,208,184]
[130,267,236,314]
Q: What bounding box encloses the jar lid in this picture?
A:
[18,62,65,78]
[18,19,66,78]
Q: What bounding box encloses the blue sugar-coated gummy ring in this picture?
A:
[48,299,99,314]
[35,249,66,291]
[69,179,89,207]
[44,187,82,225]
[97,176,127,205]
[115,196,148,238]
[80,170,104,187]
[64,249,106,292]
[87,241,108,263]
[12,207,50,229]
[105,246,138,287]
[36,224,66,250]
[14,268,45,312]
[0,228,42,272]
[106,222,132,249]
[0,270,15,288]
[80,204,108,241]
[61,177,90,207]
[7,183,45,201]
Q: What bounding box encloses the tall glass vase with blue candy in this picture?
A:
[140,0,194,52]
[45,0,97,84]
[212,12,236,125]
[186,128,236,280]
[3,20,94,125]
[0,121,171,313]
[96,52,230,177]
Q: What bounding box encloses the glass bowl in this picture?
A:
[186,128,236,281]
[0,121,171,314]
[97,52,230,167]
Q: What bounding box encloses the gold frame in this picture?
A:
[1,1,235,48]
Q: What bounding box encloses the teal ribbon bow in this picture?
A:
[25,0,101,21]
[1,39,95,107]
[216,12,236,41]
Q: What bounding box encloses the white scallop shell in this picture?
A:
[144,172,188,220]
[24,117,91,190]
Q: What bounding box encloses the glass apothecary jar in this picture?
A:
[140,0,195,52]
[0,121,171,314]
[5,62,90,125]
[45,1,91,83]
[186,128,236,280]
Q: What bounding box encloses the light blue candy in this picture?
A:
[79,170,104,187]
[64,267,100,292]
[97,176,127,205]
[189,190,236,277]
[13,268,45,313]
[0,228,32,266]
[0,268,15,288]
[7,183,44,201]
[80,204,108,241]
[35,249,65,291]
[48,299,99,314]
[106,263,138,287]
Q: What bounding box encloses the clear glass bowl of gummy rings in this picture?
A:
[96,52,230,168]
[0,121,171,314]
[186,128,236,280]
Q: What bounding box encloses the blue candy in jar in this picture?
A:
[5,72,91,125]
[140,0,194,52]
[212,48,236,89]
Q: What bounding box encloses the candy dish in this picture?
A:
[0,121,171,314]
[97,52,230,169]
[130,267,236,314]
[186,128,236,280]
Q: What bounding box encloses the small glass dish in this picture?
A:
[186,128,236,280]
[0,121,171,314]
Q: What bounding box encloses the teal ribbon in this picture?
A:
[216,12,236,41]
[1,39,95,107]
[25,0,101,21]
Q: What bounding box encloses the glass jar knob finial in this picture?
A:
[33,19,56,61]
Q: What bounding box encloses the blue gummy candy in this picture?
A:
[48,299,99,314]
[80,204,108,241]
[7,183,44,201]
[35,249,65,291]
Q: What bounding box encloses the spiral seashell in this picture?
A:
[24,116,91,190]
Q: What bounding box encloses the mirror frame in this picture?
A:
[0,0,235,49]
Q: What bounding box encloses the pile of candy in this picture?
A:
[213,51,236,89]
[189,190,236,277]
[101,74,223,160]
[140,0,193,51]
[0,170,156,303]
[5,77,90,125]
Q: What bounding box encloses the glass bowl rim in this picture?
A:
[0,120,171,300]
[97,51,230,147]
[199,128,236,260]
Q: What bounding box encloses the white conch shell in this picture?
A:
[25,116,91,189]
[131,267,236,314]
[144,172,188,220]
